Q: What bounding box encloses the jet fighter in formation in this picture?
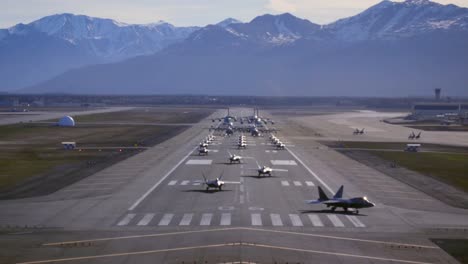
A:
[353,128,365,135]
[306,185,375,214]
[408,131,421,140]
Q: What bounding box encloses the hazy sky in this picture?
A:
[1,0,467,28]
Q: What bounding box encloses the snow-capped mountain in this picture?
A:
[182,13,323,52]
[7,13,199,60]
[0,14,199,90]
[216,18,242,28]
[327,0,468,41]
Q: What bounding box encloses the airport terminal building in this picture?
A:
[412,103,468,120]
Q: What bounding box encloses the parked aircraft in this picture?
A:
[247,162,288,177]
[228,151,243,163]
[198,172,241,191]
[306,186,375,214]
[408,131,421,139]
[198,147,209,155]
[353,128,365,135]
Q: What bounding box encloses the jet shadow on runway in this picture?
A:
[241,175,280,179]
[299,209,367,216]
[182,189,233,194]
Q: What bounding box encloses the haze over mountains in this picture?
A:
[2,0,468,96]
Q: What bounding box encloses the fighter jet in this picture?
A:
[415,132,421,139]
[238,141,247,149]
[353,128,365,135]
[228,151,243,163]
[247,161,288,177]
[198,172,241,191]
[199,142,209,148]
[276,142,286,149]
[198,147,209,156]
[306,186,375,214]
[408,131,416,139]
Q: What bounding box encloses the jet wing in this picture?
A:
[305,200,323,204]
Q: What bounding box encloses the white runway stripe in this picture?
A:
[192,182,201,186]
[137,213,155,226]
[158,214,174,226]
[265,150,270,153]
[270,214,283,226]
[308,214,324,227]
[305,181,315,186]
[289,214,303,226]
[200,213,213,226]
[168,180,177,186]
[251,213,262,226]
[327,215,344,227]
[117,214,135,226]
[179,213,193,226]
[220,213,231,226]
[180,180,190,185]
[272,150,278,153]
[293,181,302,186]
[281,181,290,186]
[346,215,366,228]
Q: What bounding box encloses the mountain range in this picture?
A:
[2,0,468,96]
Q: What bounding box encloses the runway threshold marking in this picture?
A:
[128,145,198,211]
[346,215,366,228]
[251,213,262,226]
[327,215,345,227]
[137,213,155,226]
[308,214,324,227]
[117,214,135,226]
[25,242,434,264]
[43,228,439,250]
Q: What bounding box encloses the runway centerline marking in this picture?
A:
[128,145,198,211]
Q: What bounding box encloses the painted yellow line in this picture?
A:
[241,228,439,249]
[19,242,433,264]
[42,228,238,246]
[43,227,438,249]
[17,243,238,264]
[246,243,434,264]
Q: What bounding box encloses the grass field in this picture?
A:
[431,239,468,263]
[321,141,468,153]
[0,147,113,191]
[0,107,214,197]
[73,107,213,123]
[371,151,468,192]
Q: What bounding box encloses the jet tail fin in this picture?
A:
[333,185,344,199]
[318,186,329,201]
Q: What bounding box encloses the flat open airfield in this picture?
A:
[1,107,468,263]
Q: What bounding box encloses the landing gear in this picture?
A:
[344,207,348,212]
[331,207,336,212]
[355,210,359,214]
[206,186,209,191]
[268,173,271,177]
[219,185,223,191]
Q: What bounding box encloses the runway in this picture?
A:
[1,108,466,263]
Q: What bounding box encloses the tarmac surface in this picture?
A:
[0,108,467,263]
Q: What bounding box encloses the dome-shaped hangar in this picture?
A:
[58,116,75,127]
